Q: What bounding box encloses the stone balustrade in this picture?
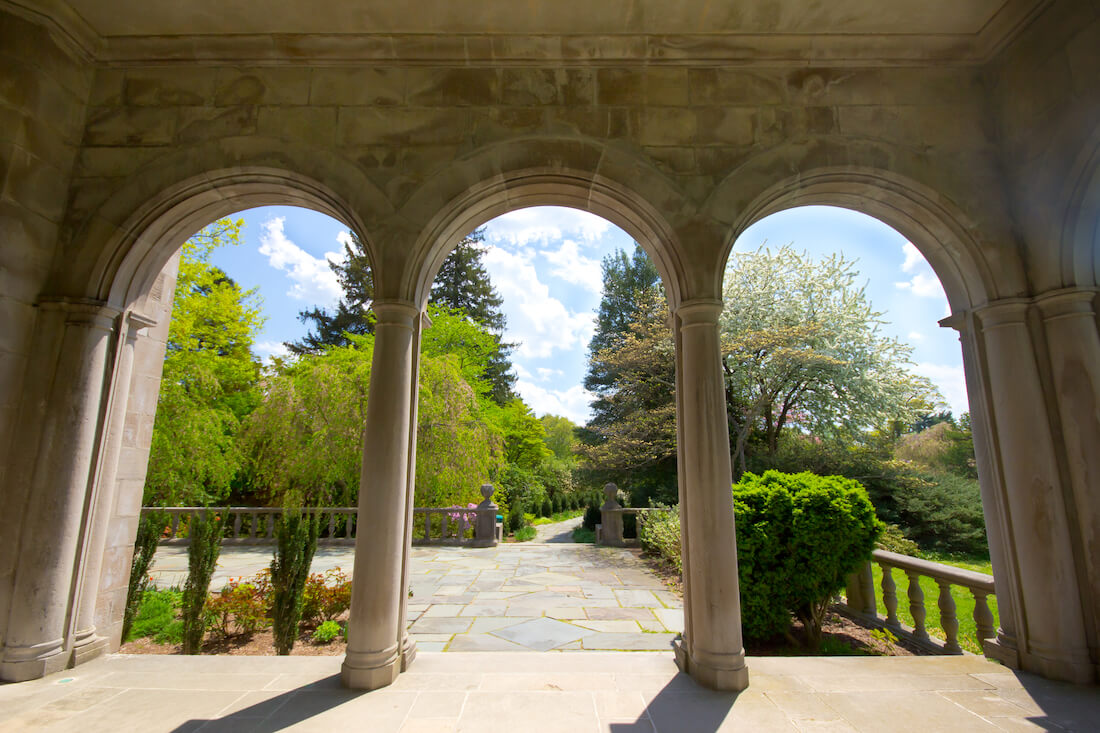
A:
[595,483,675,547]
[839,549,997,655]
[143,485,502,548]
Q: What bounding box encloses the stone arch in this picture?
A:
[1061,125,1100,289]
[391,138,693,310]
[707,146,1027,314]
[59,139,390,311]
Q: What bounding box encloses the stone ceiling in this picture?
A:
[13,0,1050,64]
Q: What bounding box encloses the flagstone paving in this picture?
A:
[149,521,683,653]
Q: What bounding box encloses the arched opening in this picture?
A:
[720,203,991,656]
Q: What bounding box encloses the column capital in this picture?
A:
[1034,288,1099,322]
[974,298,1031,330]
[37,297,121,331]
[676,299,723,327]
[370,300,420,328]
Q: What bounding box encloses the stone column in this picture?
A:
[1035,289,1100,673]
[974,299,1093,684]
[70,312,155,666]
[342,301,419,690]
[474,484,499,547]
[0,300,118,682]
[942,312,1023,666]
[599,483,625,547]
[672,300,749,691]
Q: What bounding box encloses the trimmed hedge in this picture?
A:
[734,471,880,647]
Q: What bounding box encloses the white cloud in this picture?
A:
[539,239,603,293]
[535,367,563,382]
[914,362,970,417]
[907,331,924,341]
[515,381,594,423]
[895,242,947,299]
[254,340,291,364]
[513,364,534,381]
[483,206,610,248]
[482,245,595,359]
[258,217,343,306]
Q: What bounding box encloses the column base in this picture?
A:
[1020,644,1096,685]
[0,640,69,683]
[341,648,401,690]
[400,636,417,672]
[983,637,1020,670]
[673,637,750,692]
[70,634,110,667]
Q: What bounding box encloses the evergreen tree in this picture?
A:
[288,230,374,355]
[584,245,662,393]
[429,228,516,404]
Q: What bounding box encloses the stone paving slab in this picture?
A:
[148,520,683,653]
[1,653,1092,732]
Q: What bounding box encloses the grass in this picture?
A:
[513,526,537,542]
[127,587,184,644]
[869,553,998,655]
[531,508,585,526]
[572,526,596,544]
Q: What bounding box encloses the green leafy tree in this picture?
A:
[580,287,678,505]
[539,415,578,463]
[145,219,264,506]
[497,399,552,470]
[721,245,939,473]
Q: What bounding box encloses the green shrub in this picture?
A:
[206,572,270,638]
[734,471,879,649]
[301,568,352,625]
[572,525,596,543]
[313,620,342,643]
[582,503,602,531]
[514,526,537,542]
[553,495,563,514]
[123,511,168,641]
[541,498,553,517]
[876,523,920,556]
[182,510,224,654]
[637,508,681,572]
[127,588,183,644]
[507,502,526,533]
[270,509,320,655]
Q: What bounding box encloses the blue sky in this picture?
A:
[208,205,967,424]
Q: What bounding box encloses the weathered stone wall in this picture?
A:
[0,10,93,652]
[91,255,178,649]
[62,61,1015,305]
[990,0,1100,292]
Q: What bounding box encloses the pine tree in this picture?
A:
[584,245,662,393]
[288,230,374,355]
[430,228,505,331]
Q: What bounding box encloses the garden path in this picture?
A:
[148,538,683,653]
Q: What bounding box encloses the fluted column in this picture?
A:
[70,311,155,666]
[672,299,749,691]
[973,299,1093,683]
[342,301,419,690]
[1035,288,1100,673]
[0,300,118,682]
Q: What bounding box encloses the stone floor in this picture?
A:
[148,519,682,653]
[2,652,1098,731]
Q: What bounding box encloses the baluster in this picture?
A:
[233,511,242,539]
[249,512,257,539]
[905,569,929,641]
[858,561,876,616]
[346,511,354,539]
[880,564,901,630]
[265,512,274,539]
[936,579,961,653]
[171,514,180,539]
[441,513,449,542]
[972,589,996,643]
[328,512,336,539]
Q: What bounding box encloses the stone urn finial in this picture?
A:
[480,483,495,502]
[603,483,618,501]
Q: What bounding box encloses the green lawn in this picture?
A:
[531,508,585,526]
[869,554,997,655]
